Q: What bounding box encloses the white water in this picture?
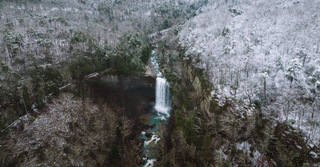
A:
[144,134,161,145]
[144,159,156,167]
[141,50,171,167]
[155,77,171,115]
[150,50,171,115]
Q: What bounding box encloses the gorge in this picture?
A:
[140,50,171,167]
[0,0,319,166]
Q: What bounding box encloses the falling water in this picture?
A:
[150,50,171,115]
[155,77,171,115]
[139,50,171,167]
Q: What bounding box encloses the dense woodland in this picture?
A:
[0,0,319,166]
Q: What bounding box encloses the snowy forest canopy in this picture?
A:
[178,0,320,144]
[0,0,319,166]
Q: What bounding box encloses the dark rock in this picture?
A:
[149,123,156,129]
[145,132,152,138]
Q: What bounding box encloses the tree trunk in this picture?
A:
[5,45,12,69]
[312,101,315,120]
[263,77,267,102]
[287,79,293,121]
[22,96,28,114]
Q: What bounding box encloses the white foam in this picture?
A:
[155,116,166,120]
[144,135,161,145]
[155,77,171,115]
[144,159,156,167]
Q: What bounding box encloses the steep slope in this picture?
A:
[178,0,320,145]
[151,0,320,166]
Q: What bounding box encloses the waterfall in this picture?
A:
[155,77,170,115]
[140,50,171,167]
[150,50,171,115]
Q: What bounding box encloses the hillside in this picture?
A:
[152,0,320,166]
[178,0,320,144]
[0,0,319,166]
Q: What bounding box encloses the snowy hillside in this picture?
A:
[1,0,320,166]
[179,0,320,144]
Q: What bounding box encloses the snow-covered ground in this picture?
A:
[178,0,320,145]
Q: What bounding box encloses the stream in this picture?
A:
[139,50,171,167]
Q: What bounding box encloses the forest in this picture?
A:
[0,0,319,166]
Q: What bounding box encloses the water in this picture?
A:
[155,77,171,115]
[150,50,171,115]
[140,51,171,167]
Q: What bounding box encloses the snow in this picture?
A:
[310,151,318,159]
[85,72,99,79]
[236,141,251,153]
[178,0,320,145]
[51,8,58,11]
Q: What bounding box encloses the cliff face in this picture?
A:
[90,74,156,118]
